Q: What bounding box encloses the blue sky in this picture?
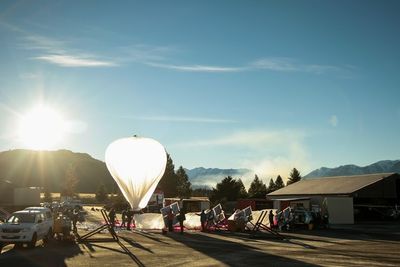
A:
[1,1,399,183]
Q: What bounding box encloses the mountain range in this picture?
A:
[303,160,400,178]
[0,149,399,192]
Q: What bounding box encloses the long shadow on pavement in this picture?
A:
[79,237,146,267]
[285,226,400,244]
[167,231,320,267]
[0,241,82,267]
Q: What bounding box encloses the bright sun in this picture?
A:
[18,105,65,150]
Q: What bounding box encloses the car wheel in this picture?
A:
[28,233,37,248]
[43,228,53,244]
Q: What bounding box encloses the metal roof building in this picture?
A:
[267,173,400,224]
[0,179,14,205]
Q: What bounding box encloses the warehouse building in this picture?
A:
[0,179,41,207]
[0,179,14,205]
[267,173,400,224]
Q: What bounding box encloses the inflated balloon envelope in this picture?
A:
[105,137,167,211]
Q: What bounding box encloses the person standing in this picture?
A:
[126,209,134,230]
[167,209,174,232]
[268,210,274,229]
[72,208,79,233]
[108,208,116,228]
[178,208,186,234]
[200,210,207,232]
[121,209,127,228]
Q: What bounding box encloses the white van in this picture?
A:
[0,209,53,249]
[24,207,53,221]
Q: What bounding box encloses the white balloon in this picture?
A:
[105,137,167,211]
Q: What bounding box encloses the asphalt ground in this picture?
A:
[1,207,399,267]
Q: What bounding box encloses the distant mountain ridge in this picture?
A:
[304,160,400,178]
[1,149,398,192]
[0,149,251,192]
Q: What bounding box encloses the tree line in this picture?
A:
[92,153,303,204]
[154,154,302,204]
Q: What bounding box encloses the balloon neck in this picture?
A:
[131,206,141,212]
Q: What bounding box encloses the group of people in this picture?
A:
[199,209,216,232]
[53,206,81,235]
[108,207,135,230]
[166,208,186,234]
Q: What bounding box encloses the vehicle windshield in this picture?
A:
[7,213,36,224]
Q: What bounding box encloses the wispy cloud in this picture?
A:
[143,56,344,74]
[329,115,338,127]
[125,115,237,124]
[114,44,346,74]
[19,72,41,80]
[2,22,348,73]
[251,57,340,74]
[119,44,174,62]
[179,129,305,147]
[1,22,117,68]
[35,54,117,67]
[144,62,245,73]
[22,35,67,53]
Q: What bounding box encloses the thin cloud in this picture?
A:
[126,115,237,124]
[22,35,67,53]
[251,57,340,74]
[145,62,244,73]
[119,44,175,62]
[35,54,117,67]
[2,23,117,68]
[2,22,348,73]
[145,57,344,74]
[329,115,338,127]
[180,130,305,147]
[119,45,342,74]
[19,72,41,80]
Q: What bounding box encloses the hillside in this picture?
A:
[304,160,400,178]
[3,149,398,192]
[0,149,253,192]
[0,149,116,193]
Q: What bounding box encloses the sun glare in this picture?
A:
[18,105,65,150]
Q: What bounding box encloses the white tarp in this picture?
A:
[134,212,202,230]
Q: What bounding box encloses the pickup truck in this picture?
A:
[0,209,53,250]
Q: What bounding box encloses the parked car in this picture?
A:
[0,209,54,250]
[24,207,53,221]
[0,208,10,223]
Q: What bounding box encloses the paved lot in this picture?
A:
[1,208,399,267]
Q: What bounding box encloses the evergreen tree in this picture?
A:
[176,166,192,198]
[236,178,248,199]
[96,183,108,202]
[210,176,248,204]
[192,187,212,197]
[248,174,267,198]
[287,168,302,186]
[274,175,285,190]
[158,153,180,197]
[266,178,276,193]
[61,163,79,197]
